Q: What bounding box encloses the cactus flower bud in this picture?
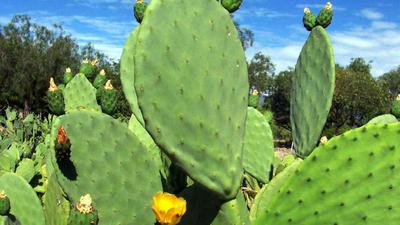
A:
[99,69,106,76]
[57,126,69,145]
[0,190,10,215]
[396,94,400,101]
[152,192,186,225]
[76,194,94,214]
[91,59,98,66]
[252,89,259,96]
[66,67,72,73]
[304,7,311,14]
[325,2,332,11]
[48,77,58,92]
[136,0,144,3]
[104,80,114,90]
[83,58,89,64]
[320,136,328,144]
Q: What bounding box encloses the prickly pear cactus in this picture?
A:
[303,7,316,31]
[253,123,400,225]
[43,175,70,225]
[133,0,148,23]
[134,0,248,200]
[63,68,73,85]
[0,173,45,225]
[92,69,107,89]
[316,2,333,28]
[47,78,65,115]
[290,25,335,157]
[367,114,398,125]
[249,159,302,221]
[248,90,259,108]
[49,111,162,225]
[63,73,101,113]
[98,80,117,115]
[78,59,97,80]
[218,0,243,13]
[243,107,274,183]
[120,27,145,125]
[391,97,400,118]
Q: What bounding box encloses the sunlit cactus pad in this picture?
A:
[253,123,400,225]
[134,0,248,199]
[50,111,162,225]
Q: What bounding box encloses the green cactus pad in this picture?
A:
[180,185,249,225]
[134,0,248,200]
[98,89,117,115]
[249,159,302,221]
[63,74,101,113]
[219,0,243,13]
[50,111,162,225]
[63,72,73,85]
[253,123,400,225]
[0,173,45,225]
[43,175,70,225]
[133,1,148,23]
[248,95,259,108]
[367,114,398,125]
[47,90,65,115]
[79,63,96,80]
[290,26,335,157]
[120,27,145,126]
[243,107,274,183]
[15,159,35,183]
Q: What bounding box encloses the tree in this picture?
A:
[248,52,275,94]
[0,15,80,113]
[269,68,293,127]
[378,66,400,100]
[233,19,254,51]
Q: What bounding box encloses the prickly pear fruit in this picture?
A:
[47,77,65,115]
[316,2,333,28]
[93,69,107,89]
[0,190,10,215]
[134,0,148,23]
[68,194,98,225]
[248,89,259,108]
[219,0,243,13]
[79,59,97,80]
[98,80,118,115]
[303,7,316,31]
[63,67,74,84]
[55,126,71,161]
[391,95,400,118]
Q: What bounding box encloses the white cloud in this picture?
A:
[359,8,383,20]
[371,21,397,30]
[295,4,346,11]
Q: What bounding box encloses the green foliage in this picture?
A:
[378,66,400,99]
[248,52,275,94]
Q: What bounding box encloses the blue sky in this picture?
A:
[0,0,399,76]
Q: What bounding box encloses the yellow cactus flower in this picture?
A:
[396,94,400,101]
[99,69,106,76]
[252,89,259,96]
[91,59,98,66]
[152,192,186,225]
[304,7,311,14]
[0,190,6,199]
[320,136,328,144]
[48,77,58,92]
[104,80,114,90]
[83,58,89,64]
[66,67,72,73]
[325,2,332,10]
[136,0,144,3]
[76,194,94,214]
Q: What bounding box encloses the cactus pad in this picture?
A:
[0,173,45,225]
[253,123,400,225]
[63,73,101,113]
[243,107,274,183]
[120,27,145,125]
[134,0,248,199]
[43,175,70,225]
[367,114,398,125]
[50,111,162,225]
[290,26,335,157]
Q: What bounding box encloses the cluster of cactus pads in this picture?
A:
[46,60,117,116]
[1,1,399,225]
